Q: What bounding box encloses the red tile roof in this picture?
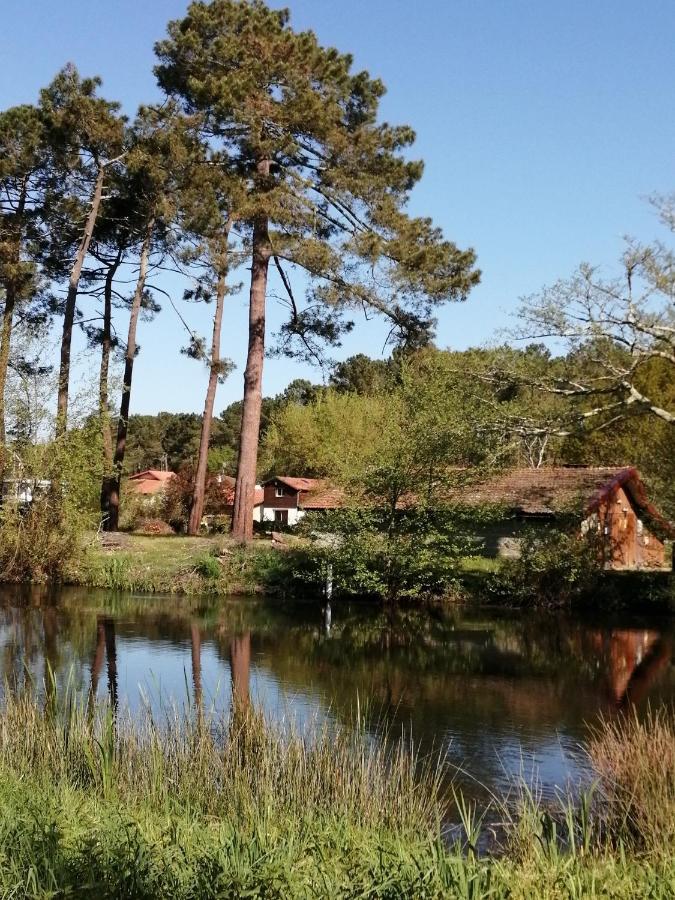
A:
[127,470,175,495]
[218,476,263,507]
[300,484,346,510]
[271,476,323,492]
[128,469,175,482]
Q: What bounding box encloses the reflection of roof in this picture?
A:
[451,467,675,534]
[264,476,344,510]
[128,470,175,495]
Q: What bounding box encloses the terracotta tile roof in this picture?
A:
[218,476,263,507]
[128,469,175,482]
[127,470,175,495]
[449,466,650,516]
[300,484,346,510]
[270,476,323,492]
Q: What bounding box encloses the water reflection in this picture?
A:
[0,585,672,804]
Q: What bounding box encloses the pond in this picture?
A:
[1,585,673,810]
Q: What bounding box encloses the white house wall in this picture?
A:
[261,507,306,526]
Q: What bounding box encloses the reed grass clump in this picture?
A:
[0,690,673,898]
[588,705,675,855]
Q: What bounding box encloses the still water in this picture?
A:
[1,585,673,805]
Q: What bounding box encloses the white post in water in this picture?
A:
[325,563,333,602]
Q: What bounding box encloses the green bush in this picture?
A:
[193,552,222,580]
[290,507,475,603]
[0,426,102,582]
[487,526,602,606]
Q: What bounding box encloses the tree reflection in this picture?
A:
[230,632,251,714]
[103,618,118,714]
[190,622,203,716]
[88,617,107,714]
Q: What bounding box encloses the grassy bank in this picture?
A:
[62,532,673,608]
[69,533,282,595]
[0,690,673,898]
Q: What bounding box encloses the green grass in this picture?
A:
[0,688,672,897]
[69,533,283,595]
[459,555,502,574]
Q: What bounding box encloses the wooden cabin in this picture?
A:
[456,466,673,571]
[260,477,344,526]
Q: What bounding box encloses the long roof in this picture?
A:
[128,469,175,482]
[127,469,176,495]
[452,466,674,534]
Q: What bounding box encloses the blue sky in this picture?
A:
[2,0,674,415]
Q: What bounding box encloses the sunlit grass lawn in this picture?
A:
[459,555,502,574]
[73,532,279,595]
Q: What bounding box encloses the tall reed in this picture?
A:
[0,688,672,897]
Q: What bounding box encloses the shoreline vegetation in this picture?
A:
[44,532,673,609]
[0,690,672,898]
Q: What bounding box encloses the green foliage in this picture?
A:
[0,421,103,581]
[193,552,222,580]
[156,0,479,364]
[264,349,504,493]
[292,507,474,602]
[487,526,602,607]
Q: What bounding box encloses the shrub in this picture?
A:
[588,706,675,855]
[193,553,222,580]
[486,526,602,606]
[0,427,102,582]
[291,507,475,603]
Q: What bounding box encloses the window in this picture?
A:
[274,510,288,525]
[275,485,285,497]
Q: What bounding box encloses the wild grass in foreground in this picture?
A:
[0,690,672,898]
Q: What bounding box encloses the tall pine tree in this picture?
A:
[39,65,126,437]
[155,0,479,539]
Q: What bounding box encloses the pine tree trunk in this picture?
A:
[188,269,228,536]
[55,163,106,438]
[0,287,16,452]
[231,206,270,541]
[0,179,27,475]
[105,217,154,531]
[99,250,122,520]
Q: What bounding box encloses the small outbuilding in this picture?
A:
[455,466,673,571]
